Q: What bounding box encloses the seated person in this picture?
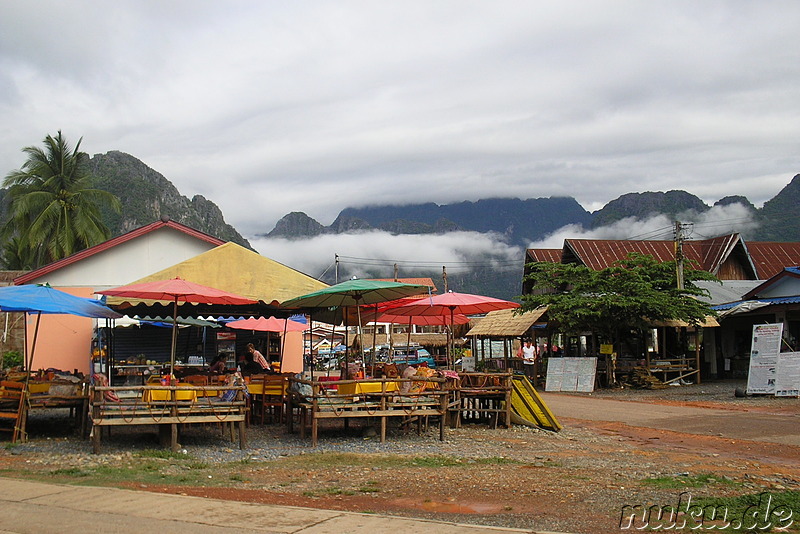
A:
[238,353,267,375]
[208,353,228,374]
[247,343,270,369]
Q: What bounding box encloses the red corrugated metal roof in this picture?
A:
[525,249,563,263]
[13,218,227,285]
[564,234,743,274]
[745,241,800,279]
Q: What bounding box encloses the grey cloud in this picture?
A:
[1,2,799,237]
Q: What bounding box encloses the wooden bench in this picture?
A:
[287,377,448,446]
[451,372,513,429]
[0,381,26,443]
[89,385,247,453]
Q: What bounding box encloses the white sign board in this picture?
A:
[775,351,800,397]
[545,357,597,392]
[746,323,782,395]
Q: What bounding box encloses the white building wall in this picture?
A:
[758,277,800,298]
[26,228,219,289]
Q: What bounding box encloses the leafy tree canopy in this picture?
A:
[520,253,718,338]
[2,131,120,269]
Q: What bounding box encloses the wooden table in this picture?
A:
[336,381,399,396]
[142,385,198,402]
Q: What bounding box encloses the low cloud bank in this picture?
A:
[527,203,759,249]
[250,230,523,282]
[250,203,758,281]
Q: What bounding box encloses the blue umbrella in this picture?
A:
[0,284,122,373]
[0,284,123,318]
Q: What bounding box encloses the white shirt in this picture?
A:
[522,344,536,364]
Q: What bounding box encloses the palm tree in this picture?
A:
[2,131,121,269]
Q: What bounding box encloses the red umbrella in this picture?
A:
[387,291,520,317]
[226,316,307,333]
[99,277,258,374]
[387,291,520,366]
[375,313,471,326]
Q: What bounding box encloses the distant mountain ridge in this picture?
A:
[266,174,800,247]
[2,148,797,300]
[88,151,252,248]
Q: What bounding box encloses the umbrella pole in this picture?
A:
[169,299,178,377]
[370,304,378,377]
[25,312,42,382]
[343,308,349,379]
[309,312,314,380]
[406,317,411,363]
[328,320,335,378]
[449,307,455,369]
[356,303,364,377]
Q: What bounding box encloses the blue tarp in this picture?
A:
[0,284,122,318]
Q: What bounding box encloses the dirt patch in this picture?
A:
[3,380,800,533]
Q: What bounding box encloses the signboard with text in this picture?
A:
[545,357,597,392]
[746,323,782,395]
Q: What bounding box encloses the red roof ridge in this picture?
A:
[14,219,226,285]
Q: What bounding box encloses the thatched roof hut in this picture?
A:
[467,307,548,338]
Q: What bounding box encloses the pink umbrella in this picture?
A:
[227,316,308,372]
[99,277,258,374]
[388,291,520,366]
[226,316,307,333]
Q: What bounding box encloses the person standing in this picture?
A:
[521,340,537,380]
[247,343,269,370]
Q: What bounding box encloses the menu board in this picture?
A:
[775,352,800,397]
[746,323,782,395]
[545,357,597,392]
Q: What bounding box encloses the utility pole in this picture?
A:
[335,254,339,284]
[393,263,399,282]
[442,266,448,293]
[674,221,685,290]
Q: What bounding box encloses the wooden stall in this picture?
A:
[450,372,513,429]
[286,377,449,446]
[89,383,247,453]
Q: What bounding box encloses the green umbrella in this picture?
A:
[281,279,430,374]
[281,279,429,309]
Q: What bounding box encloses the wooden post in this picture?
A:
[91,388,101,454]
[695,326,702,385]
[439,392,447,441]
[380,382,387,442]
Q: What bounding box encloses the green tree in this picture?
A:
[520,253,718,343]
[2,131,121,269]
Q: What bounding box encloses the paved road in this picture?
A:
[0,478,562,534]
[540,392,800,446]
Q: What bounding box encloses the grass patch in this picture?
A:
[684,491,800,532]
[262,452,520,470]
[641,473,737,489]
[136,449,191,460]
[49,467,90,477]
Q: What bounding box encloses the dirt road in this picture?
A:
[540,391,800,446]
[2,380,799,533]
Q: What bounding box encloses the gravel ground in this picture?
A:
[4,378,799,533]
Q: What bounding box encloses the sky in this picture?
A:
[2,2,799,279]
